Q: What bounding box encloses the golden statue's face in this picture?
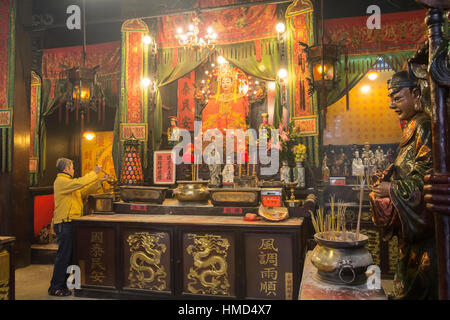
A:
[221,77,233,93]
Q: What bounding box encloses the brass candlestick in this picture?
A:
[284,181,300,207]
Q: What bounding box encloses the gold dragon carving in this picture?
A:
[127,232,167,291]
[186,234,231,295]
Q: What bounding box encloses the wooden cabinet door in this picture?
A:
[76,227,116,288]
[122,228,172,295]
[244,233,295,300]
[181,230,236,298]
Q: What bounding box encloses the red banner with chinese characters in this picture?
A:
[30,72,41,157]
[153,151,175,184]
[157,3,277,48]
[291,13,312,117]
[177,71,196,131]
[0,0,11,109]
[41,41,120,99]
[324,9,427,54]
[121,19,148,123]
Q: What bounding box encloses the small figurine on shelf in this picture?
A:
[362,142,374,171]
[206,138,222,187]
[375,146,384,169]
[167,116,180,146]
[322,154,330,183]
[352,150,364,178]
[337,148,350,177]
[222,156,235,187]
[258,112,274,143]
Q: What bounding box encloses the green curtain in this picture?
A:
[153,48,212,150]
[153,38,282,150]
[324,50,417,109]
[222,38,282,128]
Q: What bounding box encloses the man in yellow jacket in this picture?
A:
[48,158,109,296]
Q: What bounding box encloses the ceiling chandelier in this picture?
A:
[175,11,217,50]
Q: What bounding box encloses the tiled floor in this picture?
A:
[14,264,99,300]
[14,264,394,300]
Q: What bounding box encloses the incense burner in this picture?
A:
[173,180,209,202]
[310,232,373,285]
[120,186,168,204]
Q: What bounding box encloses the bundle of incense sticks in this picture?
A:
[355,179,365,241]
[310,196,349,241]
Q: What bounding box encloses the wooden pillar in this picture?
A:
[11,0,33,268]
[419,0,450,300]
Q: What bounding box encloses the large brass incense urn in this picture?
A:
[173,180,209,202]
[310,232,373,285]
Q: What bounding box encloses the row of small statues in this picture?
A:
[323,143,396,178]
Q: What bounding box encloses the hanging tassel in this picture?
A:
[98,98,101,123]
[87,107,90,124]
[65,103,69,125]
[58,101,62,123]
[102,98,106,125]
[75,100,79,121]
[81,112,85,135]
[345,50,349,111]
[254,40,262,62]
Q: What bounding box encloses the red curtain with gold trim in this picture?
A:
[157,3,278,48]
[324,10,427,55]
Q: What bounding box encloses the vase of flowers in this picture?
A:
[292,143,307,188]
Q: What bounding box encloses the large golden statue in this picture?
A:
[201,62,249,132]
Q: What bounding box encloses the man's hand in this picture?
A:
[94,165,102,174]
[372,181,391,198]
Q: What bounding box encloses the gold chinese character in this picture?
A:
[91,257,106,271]
[260,267,278,280]
[91,232,103,243]
[258,252,278,266]
[260,281,277,296]
[258,239,278,252]
[90,270,105,283]
[90,243,104,258]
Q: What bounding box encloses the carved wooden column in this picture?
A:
[418,0,450,300]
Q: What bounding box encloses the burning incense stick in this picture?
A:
[355,178,365,241]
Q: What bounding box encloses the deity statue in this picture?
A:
[167,116,180,146]
[201,62,249,132]
[352,151,364,177]
[369,70,437,300]
[361,142,374,170]
[335,148,349,177]
[321,154,330,183]
[206,138,222,187]
[258,112,274,142]
[222,157,235,187]
[375,146,384,169]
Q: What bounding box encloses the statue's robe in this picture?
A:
[202,93,248,132]
[369,113,438,300]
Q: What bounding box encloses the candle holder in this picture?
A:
[284,181,300,207]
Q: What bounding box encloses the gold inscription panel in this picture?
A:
[76,227,116,288]
[244,233,294,299]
